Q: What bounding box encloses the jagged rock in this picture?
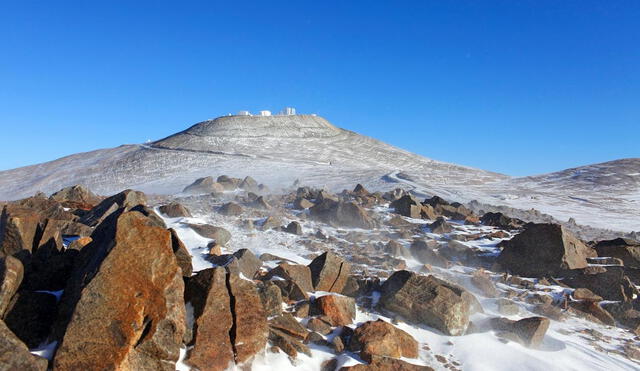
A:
[50,184,101,210]
[0,256,23,317]
[158,202,192,218]
[315,294,356,326]
[230,248,262,279]
[340,357,433,371]
[80,189,148,226]
[169,228,193,277]
[4,290,56,348]
[12,195,76,221]
[349,319,418,362]
[283,221,303,235]
[379,270,471,336]
[308,251,351,293]
[353,184,369,196]
[266,263,313,293]
[268,328,311,359]
[185,267,235,371]
[187,223,231,245]
[129,205,167,228]
[219,202,243,216]
[423,196,449,208]
[53,211,186,371]
[410,240,448,267]
[307,317,333,335]
[562,266,637,301]
[390,195,435,220]
[269,312,307,340]
[0,320,48,370]
[208,242,223,256]
[440,239,479,265]
[183,176,225,194]
[293,197,315,210]
[497,223,596,277]
[595,238,640,267]
[0,205,42,258]
[490,316,550,348]
[480,212,523,230]
[568,301,615,325]
[428,217,452,234]
[310,199,376,229]
[239,176,259,192]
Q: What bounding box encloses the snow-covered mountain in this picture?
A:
[0,114,638,232]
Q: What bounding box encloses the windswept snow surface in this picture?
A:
[161,201,639,371]
[0,115,638,231]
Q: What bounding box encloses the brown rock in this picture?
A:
[219,202,243,216]
[183,176,225,194]
[50,184,101,210]
[308,251,351,293]
[283,221,303,235]
[67,236,92,250]
[490,316,550,348]
[269,313,307,340]
[410,240,448,267]
[379,270,471,336]
[563,266,637,302]
[349,319,419,362]
[0,205,42,258]
[315,294,356,326]
[80,189,148,226]
[158,202,192,218]
[187,223,231,245]
[340,357,433,371]
[471,269,499,298]
[572,288,602,302]
[497,223,596,277]
[310,199,376,229]
[266,263,314,293]
[53,211,186,371]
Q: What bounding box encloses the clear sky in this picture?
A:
[1,1,638,175]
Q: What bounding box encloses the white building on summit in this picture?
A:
[236,107,297,116]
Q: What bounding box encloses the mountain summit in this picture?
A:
[0,114,637,232]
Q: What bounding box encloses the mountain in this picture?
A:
[0,114,638,232]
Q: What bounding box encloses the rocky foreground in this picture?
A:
[0,177,639,370]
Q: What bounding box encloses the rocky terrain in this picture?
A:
[1,176,639,370]
[0,115,637,233]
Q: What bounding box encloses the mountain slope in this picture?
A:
[0,115,637,232]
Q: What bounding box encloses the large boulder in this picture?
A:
[562,266,638,302]
[53,211,186,371]
[239,176,259,193]
[50,185,101,210]
[390,195,435,220]
[218,202,243,216]
[595,238,640,284]
[308,252,351,293]
[349,319,418,362]
[379,270,471,336]
[490,316,550,348]
[0,320,48,370]
[0,205,42,258]
[183,176,225,194]
[158,202,192,218]
[339,357,432,371]
[497,223,596,277]
[410,240,448,267]
[310,199,376,229]
[315,294,356,326]
[480,212,523,230]
[80,189,148,226]
[265,263,314,293]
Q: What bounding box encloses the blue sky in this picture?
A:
[1,1,638,175]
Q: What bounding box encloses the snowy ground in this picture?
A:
[158,195,640,371]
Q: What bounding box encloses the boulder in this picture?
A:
[158,202,192,218]
[187,223,231,245]
[480,212,523,230]
[428,217,452,234]
[183,176,225,194]
[239,176,259,192]
[562,266,637,302]
[0,205,42,258]
[50,184,101,210]
[315,294,356,326]
[385,240,411,259]
[490,316,550,348]
[217,175,242,191]
[349,319,418,362]
[80,189,148,226]
[310,199,376,229]
[308,252,351,293]
[379,270,471,336]
[471,269,499,298]
[0,256,23,317]
[269,312,307,340]
[293,197,315,210]
[283,221,303,235]
[257,281,284,317]
[169,228,193,277]
[53,211,186,371]
[390,195,435,220]
[0,320,48,370]
[266,263,313,293]
[497,224,596,277]
[219,202,243,216]
[230,248,262,279]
